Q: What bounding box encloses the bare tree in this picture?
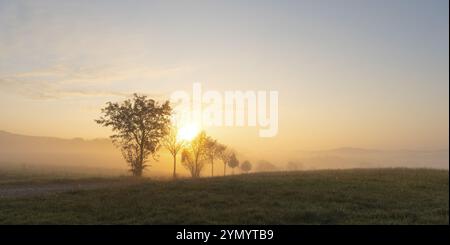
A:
[181,131,208,178]
[96,94,171,177]
[205,138,226,177]
[240,160,252,174]
[162,126,185,179]
[228,153,239,175]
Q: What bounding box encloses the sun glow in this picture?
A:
[177,123,201,141]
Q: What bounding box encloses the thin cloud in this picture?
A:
[0,64,192,100]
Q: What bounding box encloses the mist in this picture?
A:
[1,130,447,179]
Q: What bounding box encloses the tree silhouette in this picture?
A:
[205,138,226,177]
[256,160,278,172]
[219,148,232,176]
[228,153,239,175]
[162,125,185,179]
[240,160,252,174]
[96,94,171,177]
[181,131,208,178]
[286,161,304,171]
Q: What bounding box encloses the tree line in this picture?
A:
[96,94,252,178]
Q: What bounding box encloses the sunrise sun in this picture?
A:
[177,123,200,141]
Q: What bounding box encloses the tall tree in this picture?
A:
[162,126,185,179]
[96,94,171,177]
[181,131,208,178]
[205,138,226,177]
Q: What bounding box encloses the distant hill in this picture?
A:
[323,147,382,154]
[0,130,125,174]
[0,130,112,152]
[0,131,448,176]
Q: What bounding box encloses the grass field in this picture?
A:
[0,168,448,224]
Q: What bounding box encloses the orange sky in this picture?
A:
[0,0,448,158]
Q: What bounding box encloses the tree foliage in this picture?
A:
[205,138,226,177]
[181,131,209,178]
[256,160,278,172]
[286,161,303,171]
[240,160,252,173]
[228,153,239,174]
[96,94,171,176]
[219,147,233,176]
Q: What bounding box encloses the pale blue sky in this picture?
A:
[0,0,448,151]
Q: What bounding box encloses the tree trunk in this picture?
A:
[224,162,226,176]
[133,160,143,177]
[137,135,145,177]
[136,159,143,177]
[211,159,214,177]
[172,154,177,179]
[136,169,143,177]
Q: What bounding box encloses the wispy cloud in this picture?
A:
[0,64,192,100]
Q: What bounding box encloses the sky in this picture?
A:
[0,0,448,156]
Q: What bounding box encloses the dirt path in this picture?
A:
[0,180,143,199]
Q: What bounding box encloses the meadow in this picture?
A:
[0,168,448,224]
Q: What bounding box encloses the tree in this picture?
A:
[256,160,278,172]
[228,153,239,175]
[286,161,303,171]
[240,160,252,173]
[162,125,185,179]
[181,131,208,178]
[96,94,171,177]
[205,138,226,177]
[219,148,232,176]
